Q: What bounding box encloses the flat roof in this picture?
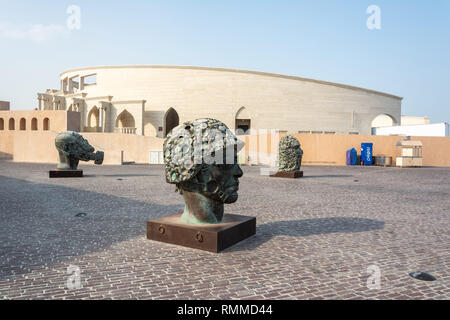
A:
[60,65,403,100]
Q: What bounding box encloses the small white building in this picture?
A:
[373,122,450,137]
[396,140,423,167]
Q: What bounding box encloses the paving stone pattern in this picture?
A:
[0,161,448,300]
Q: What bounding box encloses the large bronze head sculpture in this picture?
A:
[164,119,245,224]
[55,131,104,170]
[278,135,303,172]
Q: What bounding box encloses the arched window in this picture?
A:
[31,118,38,130]
[371,114,398,127]
[87,106,99,127]
[9,118,15,130]
[115,109,136,134]
[20,118,26,130]
[164,108,179,137]
[235,107,251,135]
[0,118,4,130]
[371,114,399,134]
[43,118,50,131]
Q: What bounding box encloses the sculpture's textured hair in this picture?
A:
[163,118,244,185]
[278,135,303,172]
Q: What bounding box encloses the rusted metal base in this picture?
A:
[49,170,83,178]
[147,213,256,253]
[270,171,303,178]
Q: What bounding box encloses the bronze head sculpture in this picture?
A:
[164,119,245,224]
[278,135,303,172]
[55,131,104,170]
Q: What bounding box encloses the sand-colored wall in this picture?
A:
[295,134,450,167]
[293,134,398,166]
[412,136,450,167]
[0,110,78,133]
[4,129,450,167]
[0,110,80,160]
[239,133,450,167]
[0,131,14,159]
[11,132,164,165]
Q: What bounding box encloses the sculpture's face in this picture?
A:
[196,160,243,204]
[295,146,302,158]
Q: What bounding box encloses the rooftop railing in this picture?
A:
[115,127,136,134]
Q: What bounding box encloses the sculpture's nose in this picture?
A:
[233,165,243,178]
[85,144,95,152]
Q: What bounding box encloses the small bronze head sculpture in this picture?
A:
[55,131,104,170]
[278,135,303,172]
[164,119,245,224]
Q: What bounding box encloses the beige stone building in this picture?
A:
[0,101,10,111]
[35,65,402,137]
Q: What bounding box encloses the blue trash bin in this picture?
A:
[361,143,373,165]
[346,148,357,165]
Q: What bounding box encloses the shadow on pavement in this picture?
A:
[227,217,385,252]
[0,175,182,280]
[83,174,158,177]
[301,174,353,179]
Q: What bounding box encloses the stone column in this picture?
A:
[38,95,42,110]
[99,105,105,132]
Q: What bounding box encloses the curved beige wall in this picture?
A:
[60,65,402,136]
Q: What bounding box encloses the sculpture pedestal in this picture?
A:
[49,170,83,178]
[147,213,256,253]
[270,171,303,179]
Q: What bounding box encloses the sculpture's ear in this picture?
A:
[64,143,72,153]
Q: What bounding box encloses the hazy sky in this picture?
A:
[1,0,449,122]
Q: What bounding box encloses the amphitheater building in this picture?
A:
[36,65,402,137]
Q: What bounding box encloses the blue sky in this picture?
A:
[1,0,449,122]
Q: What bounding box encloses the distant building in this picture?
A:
[401,116,430,126]
[371,115,430,128]
[0,101,10,111]
[373,122,449,137]
[34,65,402,137]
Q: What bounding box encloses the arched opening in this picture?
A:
[87,106,99,128]
[164,107,179,137]
[20,118,26,130]
[9,118,15,130]
[115,110,136,134]
[43,118,50,131]
[235,107,251,135]
[31,118,38,130]
[0,118,4,130]
[371,114,398,134]
[68,104,73,112]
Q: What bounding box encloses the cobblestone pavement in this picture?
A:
[0,161,449,300]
